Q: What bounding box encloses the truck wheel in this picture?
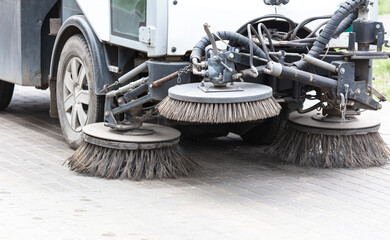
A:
[56,34,104,149]
[0,80,14,110]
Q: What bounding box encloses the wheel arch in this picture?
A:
[48,15,114,117]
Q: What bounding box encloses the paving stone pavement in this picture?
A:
[0,82,389,240]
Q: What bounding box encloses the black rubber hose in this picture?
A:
[258,23,276,53]
[305,20,329,39]
[333,9,359,37]
[190,31,267,62]
[294,0,366,70]
[247,24,271,61]
[236,14,296,35]
[289,15,332,40]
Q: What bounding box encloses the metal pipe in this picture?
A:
[264,62,337,89]
[124,83,149,101]
[151,72,179,88]
[118,62,148,85]
[192,59,207,76]
[302,54,338,73]
[111,95,152,116]
[191,58,207,68]
[240,65,266,77]
[106,77,149,99]
[203,23,219,58]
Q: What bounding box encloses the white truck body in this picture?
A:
[77,0,378,57]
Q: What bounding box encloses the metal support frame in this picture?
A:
[335,61,382,110]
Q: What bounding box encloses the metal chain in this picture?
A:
[176,64,193,84]
[340,84,349,124]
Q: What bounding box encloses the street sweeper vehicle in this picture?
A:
[0,0,389,179]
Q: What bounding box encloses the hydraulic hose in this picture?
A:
[236,14,296,35]
[294,0,366,70]
[289,15,332,40]
[190,31,268,62]
[333,10,359,37]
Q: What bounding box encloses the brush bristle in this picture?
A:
[66,142,197,180]
[270,125,390,168]
[157,97,282,123]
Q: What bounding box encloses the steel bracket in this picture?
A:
[334,61,380,110]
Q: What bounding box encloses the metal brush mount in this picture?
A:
[192,24,242,88]
[191,24,269,89]
[102,61,191,131]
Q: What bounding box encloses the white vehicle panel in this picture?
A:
[74,0,378,56]
[167,0,377,56]
[76,0,110,42]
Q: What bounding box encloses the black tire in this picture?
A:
[241,107,289,145]
[56,34,104,149]
[0,80,14,110]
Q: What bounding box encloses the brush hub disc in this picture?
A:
[168,82,272,103]
[82,123,181,150]
[289,111,381,135]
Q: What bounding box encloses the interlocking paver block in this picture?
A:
[0,77,390,240]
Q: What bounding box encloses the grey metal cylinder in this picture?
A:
[118,62,148,85]
[265,62,337,90]
[302,54,338,73]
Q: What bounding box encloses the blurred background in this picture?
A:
[375,0,390,99]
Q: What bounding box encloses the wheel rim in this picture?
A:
[63,57,90,132]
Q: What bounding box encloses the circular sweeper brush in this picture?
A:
[66,123,196,180]
[270,111,390,168]
[157,82,281,123]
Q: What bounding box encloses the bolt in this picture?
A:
[104,111,110,118]
[376,24,381,29]
[355,88,361,95]
[173,0,178,5]
[228,53,235,59]
[171,47,177,53]
[118,98,123,104]
[339,68,345,74]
